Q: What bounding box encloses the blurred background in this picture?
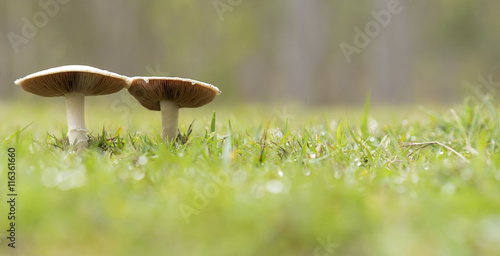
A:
[1,0,500,106]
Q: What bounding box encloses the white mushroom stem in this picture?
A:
[65,93,89,149]
[160,100,179,141]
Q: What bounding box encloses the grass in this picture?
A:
[1,90,500,256]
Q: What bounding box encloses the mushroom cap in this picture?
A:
[128,76,221,111]
[15,65,131,97]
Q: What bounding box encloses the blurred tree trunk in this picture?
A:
[0,2,31,99]
[0,2,18,100]
[94,0,123,70]
[93,0,141,74]
[368,0,415,104]
[278,0,327,103]
[0,3,9,99]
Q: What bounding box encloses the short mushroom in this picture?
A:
[15,65,130,150]
[127,77,221,140]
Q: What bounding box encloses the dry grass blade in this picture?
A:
[400,141,469,163]
[176,121,195,144]
[259,130,268,165]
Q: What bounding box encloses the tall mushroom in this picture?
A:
[127,77,221,140]
[15,65,130,150]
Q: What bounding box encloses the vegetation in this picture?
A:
[3,0,500,104]
[1,89,500,256]
[2,1,500,255]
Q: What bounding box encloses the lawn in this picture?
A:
[1,90,500,256]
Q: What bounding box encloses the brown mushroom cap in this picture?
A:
[15,65,130,97]
[128,77,221,111]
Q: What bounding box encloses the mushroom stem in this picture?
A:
[65,93,88,149]
[160,100,179,141]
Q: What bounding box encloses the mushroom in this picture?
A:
[127,77,221,140]
[15,65,130,150]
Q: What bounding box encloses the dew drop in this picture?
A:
[266,180,284,194]
[441,183,455,196]
[278,169,284,177]
[137,155,148,166]
[132,170,145,180]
